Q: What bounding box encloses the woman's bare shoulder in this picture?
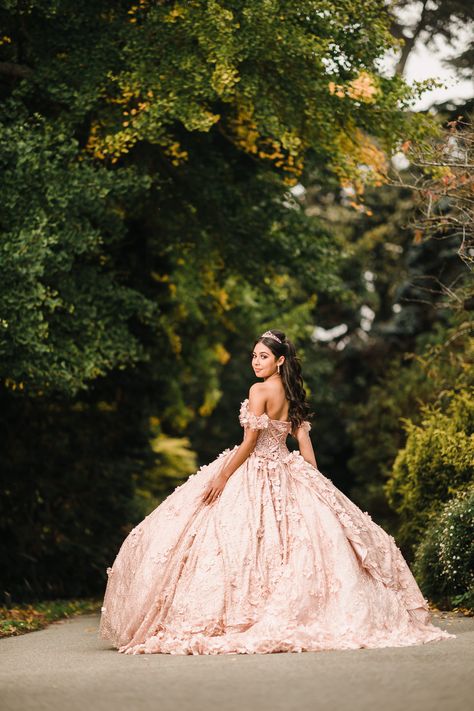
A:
[249,381,284,402]
[247,382,268,407]
[249,381,267,396]
[262,384,289,419]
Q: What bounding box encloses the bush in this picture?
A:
[413,485,474,611]
[385,387,474,552]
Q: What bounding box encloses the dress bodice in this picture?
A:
[239,398,311,461]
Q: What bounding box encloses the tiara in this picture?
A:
[260,330,283,344]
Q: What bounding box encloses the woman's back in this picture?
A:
[258,381,289,422]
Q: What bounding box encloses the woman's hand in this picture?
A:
[202,471,229,505]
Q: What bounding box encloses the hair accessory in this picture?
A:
[260,330,283,344]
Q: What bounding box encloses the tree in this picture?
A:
[0,0,425,398]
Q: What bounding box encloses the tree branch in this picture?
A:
[395,0,430,76]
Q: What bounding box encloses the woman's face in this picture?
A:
[252,342,279,379]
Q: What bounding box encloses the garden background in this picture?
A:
[0,0,472,628]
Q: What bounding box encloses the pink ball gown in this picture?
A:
[98,398,455,654]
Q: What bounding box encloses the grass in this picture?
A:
[0,597,102,638]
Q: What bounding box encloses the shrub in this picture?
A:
[385,388,474,552]
[413,485,474,611]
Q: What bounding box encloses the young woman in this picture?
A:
[99,329,455,654]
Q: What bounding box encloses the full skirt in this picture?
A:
[98,446,456,654]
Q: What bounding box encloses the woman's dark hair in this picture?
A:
[254,329,312,433]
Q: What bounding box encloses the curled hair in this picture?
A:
[254,329,312,433]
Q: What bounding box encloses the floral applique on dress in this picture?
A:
[98,398,456,655]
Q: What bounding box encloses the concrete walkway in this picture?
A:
[0,612,472,711]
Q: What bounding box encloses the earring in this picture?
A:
[277,364,280,374]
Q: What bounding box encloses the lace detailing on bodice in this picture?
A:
[239,398,311,461]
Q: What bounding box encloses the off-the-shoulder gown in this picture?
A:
[98,398,455,654]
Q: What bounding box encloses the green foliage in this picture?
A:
[2,0,420,173]
[0,110,155,395]
[346,315,472,529]
[135,432,198,514]
[0,0,431,401]
[347,350,431,525]
[316,131,474,527]
[413,485,474,611]
[385,386,474,552]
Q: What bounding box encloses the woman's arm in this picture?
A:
[221,383,267,479]
[220,429,259,481]
[295,426,318,469]
[202,385,266,505]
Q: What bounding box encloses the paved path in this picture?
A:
[0,612,472,711]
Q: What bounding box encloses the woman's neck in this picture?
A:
[263,372,280,382]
